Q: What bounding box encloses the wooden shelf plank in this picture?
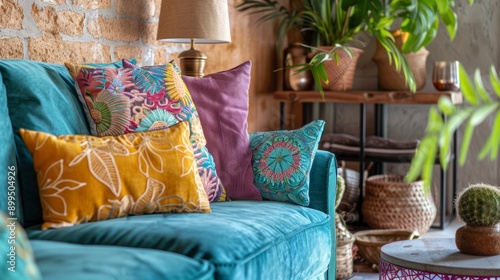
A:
[273,90,463,105]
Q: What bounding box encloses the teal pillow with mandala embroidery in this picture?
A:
[0,213,41,280]
[249,120,325,206]
[66,59,226,202]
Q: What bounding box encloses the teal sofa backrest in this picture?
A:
[0,71,24,224]
[0,60,91,226]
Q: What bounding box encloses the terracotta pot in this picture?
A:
[372,31,429,91]
[283,43,314,91]
[455,224,500,256]
[319,46,364,91]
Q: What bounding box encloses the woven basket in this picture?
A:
[362,174,436,235]
[354,229,419,271]
[335,213,355,279]
[320,47,364,91]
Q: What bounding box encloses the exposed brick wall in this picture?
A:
[0,0,180,65]
[0,0,281,131]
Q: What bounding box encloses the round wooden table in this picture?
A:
[379,238,500,279]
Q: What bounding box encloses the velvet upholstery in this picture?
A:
[28,201,331,280]
[0,71,24,223]
[31,240,214,280]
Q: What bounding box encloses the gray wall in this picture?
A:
[331,0,500,195]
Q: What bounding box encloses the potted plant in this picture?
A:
[454,183,500,256]
[237,0,470,97]
[405,64,500,253]
[238,0,365,92]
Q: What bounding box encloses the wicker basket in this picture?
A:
[335,213,355,279]
[320,47,364,91]
[354,229,419,271]
[362,174,436,235]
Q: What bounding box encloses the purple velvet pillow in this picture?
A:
[182,61,262,201]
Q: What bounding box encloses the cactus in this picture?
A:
[456,183,500,227]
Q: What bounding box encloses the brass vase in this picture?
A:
[283,43,314,91]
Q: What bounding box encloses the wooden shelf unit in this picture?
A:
[274,90,463,230]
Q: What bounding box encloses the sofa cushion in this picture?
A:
[27,201,331,280]
[68,60,226,202]
[249,120,325,206]
[31,240,214,280]
[0,59,130,227]
[183,61,262,201]
[20,122,210,230]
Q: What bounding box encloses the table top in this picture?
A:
[381,238,500,276]
[273,90,463,105]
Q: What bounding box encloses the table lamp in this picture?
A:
[157,0,231,77]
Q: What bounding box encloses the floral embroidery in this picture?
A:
[85,90,131,136]
[38,160,86,217]
[20,122,210,230]
[249,120,325,206]
[68,60,226,202]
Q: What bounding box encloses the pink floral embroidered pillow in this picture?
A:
[66,59,226,202]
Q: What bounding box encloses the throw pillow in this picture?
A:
[67,60,226,202]
[0,59,130,227]
[249,120,325,206]
[20,122,210,230]
[182,61,262,201]
[65,58,137,78]
[0,213,41,279]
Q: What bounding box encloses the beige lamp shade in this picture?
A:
[157,0,231,44]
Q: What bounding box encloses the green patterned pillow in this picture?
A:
[0,213,41,280]
[249,120,325,206]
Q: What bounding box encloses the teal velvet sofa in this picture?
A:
[0,59,338,280]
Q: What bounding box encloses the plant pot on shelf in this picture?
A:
[362,174,436,235]
[372,31,429,91]
[319,47,364,91]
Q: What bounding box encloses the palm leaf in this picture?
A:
[406,63,500,192]
[131,66,164,94]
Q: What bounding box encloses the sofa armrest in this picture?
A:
[307,149,337,279]
[308,150,337,215]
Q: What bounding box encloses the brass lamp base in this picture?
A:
[178,39,207,77]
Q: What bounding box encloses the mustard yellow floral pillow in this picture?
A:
[20,122,210,230]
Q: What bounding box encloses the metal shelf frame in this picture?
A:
[275,90,461,230]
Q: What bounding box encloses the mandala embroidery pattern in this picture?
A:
[249,120,325,206]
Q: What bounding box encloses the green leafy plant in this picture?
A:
[237,0,471,97]
[406,64,500,191]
